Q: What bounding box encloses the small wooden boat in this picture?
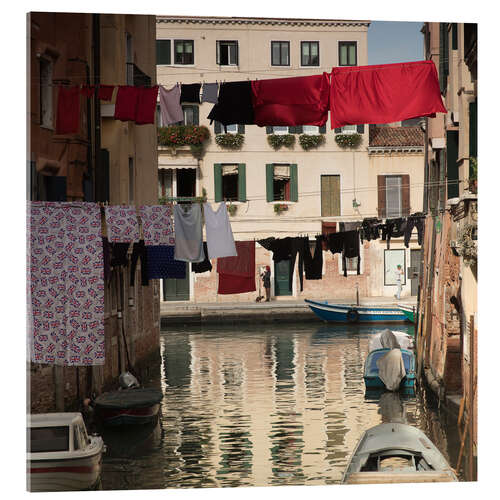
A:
[27,412,105,492]
[364,348,416,391]
[94,387,163,427]
[398,303,416,323]
[342,423,458,484]
[305,299,408,323]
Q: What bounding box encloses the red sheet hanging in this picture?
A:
[135,86,159,125]
[329,60,446,128]
[56,86,81,135]
[114,85,140,122]
[251,73,330,127]
[217,241,256,295]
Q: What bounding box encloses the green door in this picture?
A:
[162,263,190,301]
[274,260,292,296]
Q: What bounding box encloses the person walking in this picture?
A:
[394,264,404,300]
[262,265,271,302]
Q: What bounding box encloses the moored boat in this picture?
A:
[342,422,458,484]
[27,412,105,492]
[364,348,416,391]
[398,303,416,323]
[305,299,408,323]
[94,387,163,427]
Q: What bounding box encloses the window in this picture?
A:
[180,105,199,126]
[303,125,319,135]
[270,126,289,135]
[39,58,53,128]
[28,426,69,453]
[377,175,410,218]
[301,41,319,66]
[128,157,134,204]
[341,125,357,134]
[321,175,340,216]
[345,257,359,272]
[156,39,171,65]
[266,164,298,202]
[214,164,246,202]
[217,41,238,65]
[174,40,194,65]
[214,122,245,134]
[271,41,290,66]
[158,169,173,198]
[339,41,357,66]
[384,249,406,286]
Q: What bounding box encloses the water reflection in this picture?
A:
[100,322,464,490]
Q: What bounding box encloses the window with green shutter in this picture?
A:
[214,163,246,202]
[156,40,171,65]
[321,175,340,216]
[266,164,298,202]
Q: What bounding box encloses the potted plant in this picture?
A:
[273,203,289,215]
[215,133,245,149]
[334,132,362,149]
[468,157,477,193]
[267,134,295,150]
[157,125,210,157]
[298,134,326,151]
[227,203,238,217]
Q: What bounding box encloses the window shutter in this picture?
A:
[334,127,341,133]
[238,163,246,201]
[266,126,273,134]
[446,131,459,199]
[235,42,239,65]
[214,164,223,202]
[193,105,199,126]
[237,124,245,134]
[96,149,110,202]
[216,41,220,65]
[469,100,477,158]
[377,175,386,218]
[214,121,222,134]
[295,126,303,134]
[290,164,298,202]
[266,164,274,202]
[156,40,171,65]
[319,124,326,134]
[356,124,364,133]
[289,126,297,134]
[402,175,410,216]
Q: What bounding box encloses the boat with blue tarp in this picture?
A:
[304,299,408,323]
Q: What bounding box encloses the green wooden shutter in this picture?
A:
[214,164,223,202]
[469,100,477,158]
[266,126,273,134]
[214,121,222,134]
[237,124,245,134]
[289,126,297,134]
[193,105,199,126]
[452,23,458,50]
[446,130,459,198]
[319,124,326,134]
[238,163,246,201]
[321,175,340,216]
[266,164,274,202]
[156,40,171,65]
[334,127,341,133]
[356,124,364,133]
[295,126,303,134]
[290,163,298,202]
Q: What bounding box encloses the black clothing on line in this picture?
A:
[361,218,381,242]
[304,236,323,280]
[110,242,130,267]
[192,242,213,273]
[130,240,149,286]
[382,218,407,249]
[207,81,255,131]
[404,215,425,247]
[180,83,201,103]
[326,232,344,255]
[257,237,275,251]
[342,230,361,277]
[289,237,309,291]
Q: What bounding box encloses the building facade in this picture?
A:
[155,16,424,304]
[28,12,160,413]
[417,22,477,479]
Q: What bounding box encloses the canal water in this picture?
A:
[100,322,466,490]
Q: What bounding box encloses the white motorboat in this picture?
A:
[27,412,105,492]
[342,422,458,484]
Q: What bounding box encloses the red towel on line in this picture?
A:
[251,73,330,127]
[98,85,115,101]
[56,86,81,134]
[217,241,256,295]
[329,60,447,128]
[135,85,159,125]
[114,86,140,122]
[80,85,95,97]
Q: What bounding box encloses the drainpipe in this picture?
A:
[92,13,101,202]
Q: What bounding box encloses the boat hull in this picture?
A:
[96,403,160,427]
[305,300,408,323]
[398,305,416,323]
[364,348,416,392]
[27,452,102,492]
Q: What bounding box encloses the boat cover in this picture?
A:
[94,388,163,409]
[376,349,406,391]
[369,329,413,352]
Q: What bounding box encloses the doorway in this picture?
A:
[274,260,292,296]
[162,263,190,301]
